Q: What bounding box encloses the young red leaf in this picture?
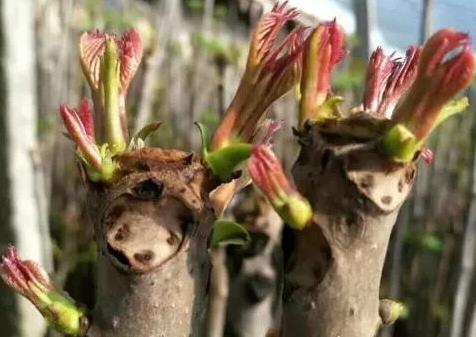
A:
[377,46,420,118]
[211,3,304,149]
[0,245,52,298]
[117,29,143,95]
[79,31,106,92]
[363,46,420,118]
[59,103,102,171]
[78,98,96,141]
[363,47,394,113]
[299,20,345,125]
[393,29,476,141]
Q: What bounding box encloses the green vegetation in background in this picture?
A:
[332,58,366,92]
[185,0,229,19]
[199,107,220,131]
[192,32,241,64]
[405,231,444,254]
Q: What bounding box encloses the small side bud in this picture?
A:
[248,145,312,229]
[379,299,407,326]
[299,20,345,125]
[0,245,85,336]
[60,101,120,183]
[59,102,102,171]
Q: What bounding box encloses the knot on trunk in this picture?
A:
[292,118,416,248]
[88,148,215,273]
[283,117,417,337]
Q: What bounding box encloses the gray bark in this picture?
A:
[84,148,216,337]
[0,0,51,336]
[134,0,182,134]
[420,0,434,42]
[468,302,476,337]
[353,0,375,60]
[283,120,416,337]
[381,203,411,337]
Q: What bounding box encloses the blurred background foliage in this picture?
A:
[1,0,476,337]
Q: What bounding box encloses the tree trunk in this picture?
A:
[420,0,434,42]
[0,0,51,336]
[83,148,216,337]
[381,202,411,337]
[353,0,375,61]
[282,120,416,337]
[468,302,476,337]
[134,0,181,134]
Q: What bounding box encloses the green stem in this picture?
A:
[102,38,126,153]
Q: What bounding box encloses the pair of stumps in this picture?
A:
[1,2,475,337]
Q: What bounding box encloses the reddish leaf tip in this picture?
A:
[118,29,144,94]
[0,244,52,297]
[363,46,395,113]
[59,103,102,171]
[299,20,346,124]
[251,119,283,146]
[393,29,476,140]
[78,99,95,141]
[421,147,434,164]
[2,244,18,263]
[248,145,294,200]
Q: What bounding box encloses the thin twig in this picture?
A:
[206,247,229,337]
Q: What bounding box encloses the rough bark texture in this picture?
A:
[282,119,416,337]
[0,0,51,336]
[83,148,216,337]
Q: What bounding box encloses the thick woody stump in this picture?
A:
[283,118,416,337]
[84,148,216,337]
